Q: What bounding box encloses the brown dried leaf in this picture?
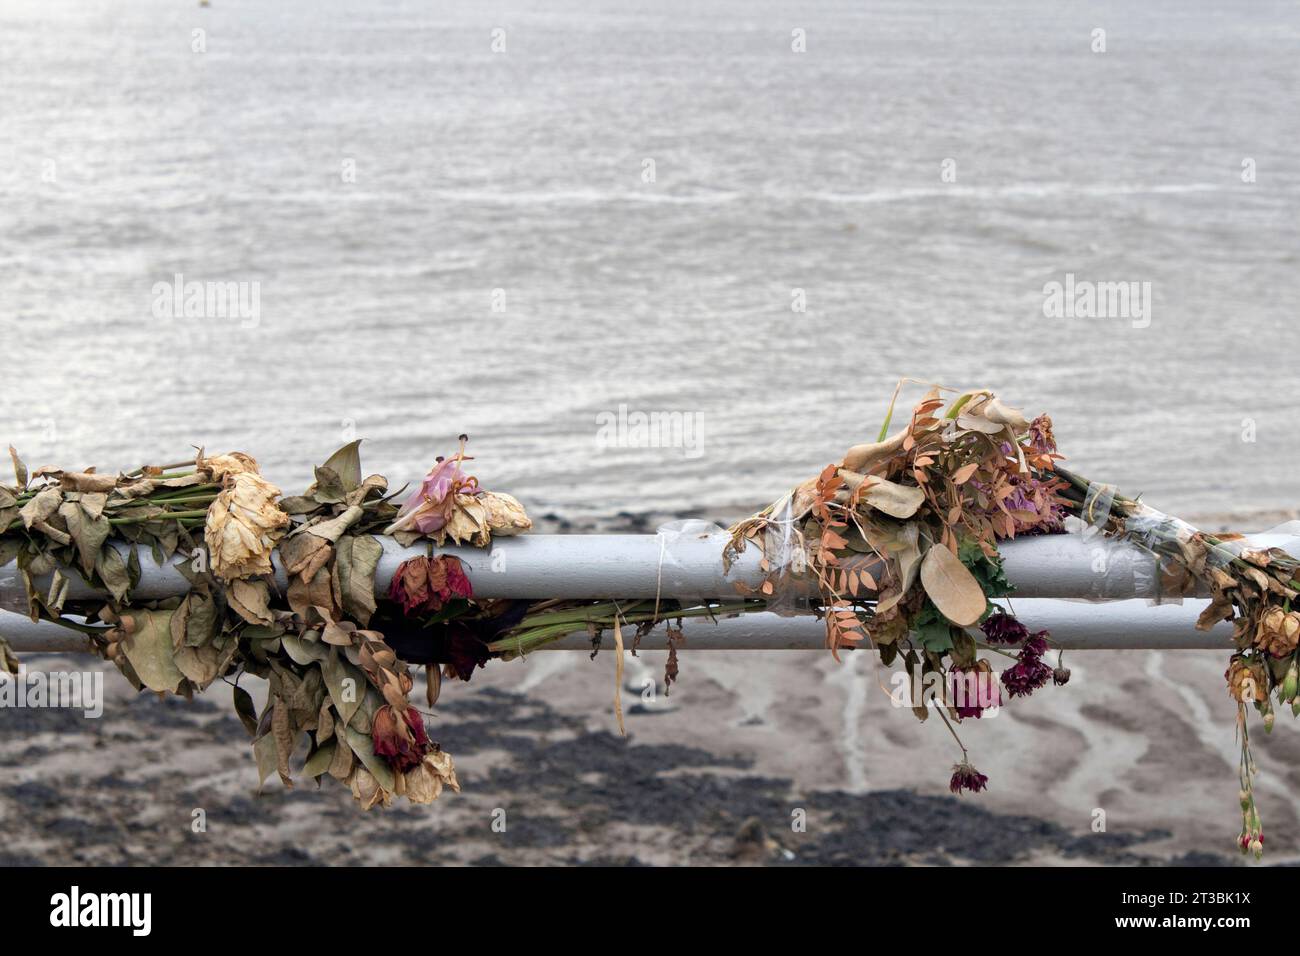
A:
[919,544,987,626]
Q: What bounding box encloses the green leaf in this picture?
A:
[912,601,956,654]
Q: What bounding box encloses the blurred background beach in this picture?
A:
[1,0,1298,864]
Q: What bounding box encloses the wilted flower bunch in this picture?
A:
[0,438,537,813]
[6,387,1300,857]
[202,454,290,580]
[727,385,1074,802]
[727,381,1300,858]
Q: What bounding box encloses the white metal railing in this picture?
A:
[2,527,1282,654]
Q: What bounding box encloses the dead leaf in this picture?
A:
[841,429,908,473]
[919,544,987,626]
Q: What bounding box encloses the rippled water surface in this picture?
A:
[2,0,1298,521]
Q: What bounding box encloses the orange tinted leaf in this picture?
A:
[952,462,979,484]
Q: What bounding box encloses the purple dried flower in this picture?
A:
[949,761,989,795]
[950,664,1001,719]
[1027,414,1057,454]
[980,609,1029,645]
[1021,631,1050,657]
[1001,656,1053,698]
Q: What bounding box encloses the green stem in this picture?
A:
[489,600,764,656]
[108,509,209,526]
[119,494,216,507]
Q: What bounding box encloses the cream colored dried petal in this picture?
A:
[481,491,532,535]
[444,494,489,547]
[199,452,261,481]
[1256,606,1300,658]
[347,767,392,811]
[205,471,289,580]
[402,761,443,805]
[425,748,460,793]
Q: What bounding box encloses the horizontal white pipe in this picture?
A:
[0,599,1235,654]
[539,599,1235,651]
[5,527,1289,610]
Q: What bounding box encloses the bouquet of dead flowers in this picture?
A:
[0,438,540,809]
[728,382,1293,857]
[0,435,755,809]
[726,385,1070,796]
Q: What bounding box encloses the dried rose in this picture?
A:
[389,557,434,615]
[347,767,392,811]
[1254,606,1300,658]
[1226,657,1267,703]
[443,493,490,546]
[204,471,289,580]
[389,555,473,616]
[198,452,260,481]
[445,629,489,681]
[951,660,1000,719]
[443,557,472,600]
[403,748,461,805]
[481,491,531,535]
[372,704,430,773]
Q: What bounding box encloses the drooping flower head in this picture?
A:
[388,555,474,616]
[372,703,431,773]
[999,627,1055,698]
[980,609,1030,645]
[949,760,989,795]
[1001,655,1053,698]
[1021,631,1049,658]
[403,748,461,805]
[951,661,1001,719]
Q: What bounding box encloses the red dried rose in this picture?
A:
[371,704,431,773]
[388,555,473,616]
